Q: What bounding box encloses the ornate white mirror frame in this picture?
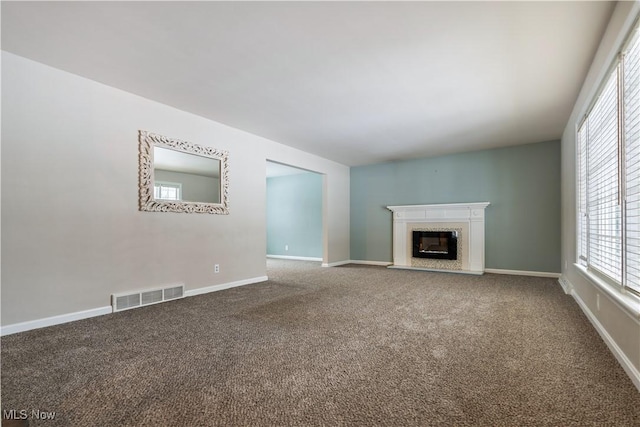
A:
[138,130,229,214]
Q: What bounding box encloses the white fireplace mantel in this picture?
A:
[387,202,490,275]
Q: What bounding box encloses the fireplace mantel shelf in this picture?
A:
[387,202,490,216]
[386,202,490,275]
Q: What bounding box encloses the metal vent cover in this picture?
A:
[112,284,185,312]
[115,294,141,311]
[164,286,183,300]
[141,289,163,305]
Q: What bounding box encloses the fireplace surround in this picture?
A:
[387,202,490,275]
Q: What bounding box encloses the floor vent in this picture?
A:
[112,284,185,312]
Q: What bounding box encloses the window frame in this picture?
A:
[576,18,640,300]
[153,181,182,201]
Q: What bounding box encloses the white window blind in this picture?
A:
[624,27,640,293]
[578,123,588,267]
[154,181,181,201]
[587,70,621,283]
[577,20,640,296]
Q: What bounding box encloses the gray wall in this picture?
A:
[351,140,561,272]
[267,173,322,258]
[155,169,220,203]
[1,52,350,327]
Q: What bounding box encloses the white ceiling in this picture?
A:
[154,146,220,178]
[1,1,614,166]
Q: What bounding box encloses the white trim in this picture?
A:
[1,276,269,336]
[348,260,393,266]
[564,276,640,392]
[484,268,561,278]
[184,276,268,298]
[575,263,640,320]
[1,306,112,336]
[388,265,483,275]
[558,276,574,295]
[321,260,351,267]
[387,202,491,211]
[267,255,322,262]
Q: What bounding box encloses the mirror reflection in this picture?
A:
[138,130,229,214]
[153,147,221,204]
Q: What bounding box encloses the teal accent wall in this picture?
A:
[350,140,561,272]
[267,173,323,258]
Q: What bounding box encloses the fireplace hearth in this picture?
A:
[413,230,458,260]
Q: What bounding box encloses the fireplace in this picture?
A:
[412,230,458,260]
[387,203,489,274]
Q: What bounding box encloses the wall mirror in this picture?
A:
[139,130,229,214]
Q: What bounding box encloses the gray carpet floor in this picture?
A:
[2,259,639,426]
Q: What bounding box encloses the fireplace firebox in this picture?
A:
[412,231,458,260]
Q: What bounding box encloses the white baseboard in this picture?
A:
[558,276,574,294]
[184,276,268,298]
[484,268,561,278]
[348,260,393,266]
[267,255,322,262]
[563,276,640,392]
[1,306,112,336]
[322,260,392,267]
[321,260,352,267]
[387,265,484,275]
[1,276,270,336]
[328,264,562,277]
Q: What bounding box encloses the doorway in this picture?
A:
[266,161,323,262]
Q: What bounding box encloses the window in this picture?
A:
[625,23,640,294]
[154,181,182,201]
[577,21,640,296]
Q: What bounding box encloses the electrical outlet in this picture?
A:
[285,245,288,251]
[596,293,600,311]
[214,264,220,274]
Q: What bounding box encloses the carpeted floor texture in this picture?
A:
[2,260,639,426]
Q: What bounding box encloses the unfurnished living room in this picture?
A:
[2,1,640,426]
